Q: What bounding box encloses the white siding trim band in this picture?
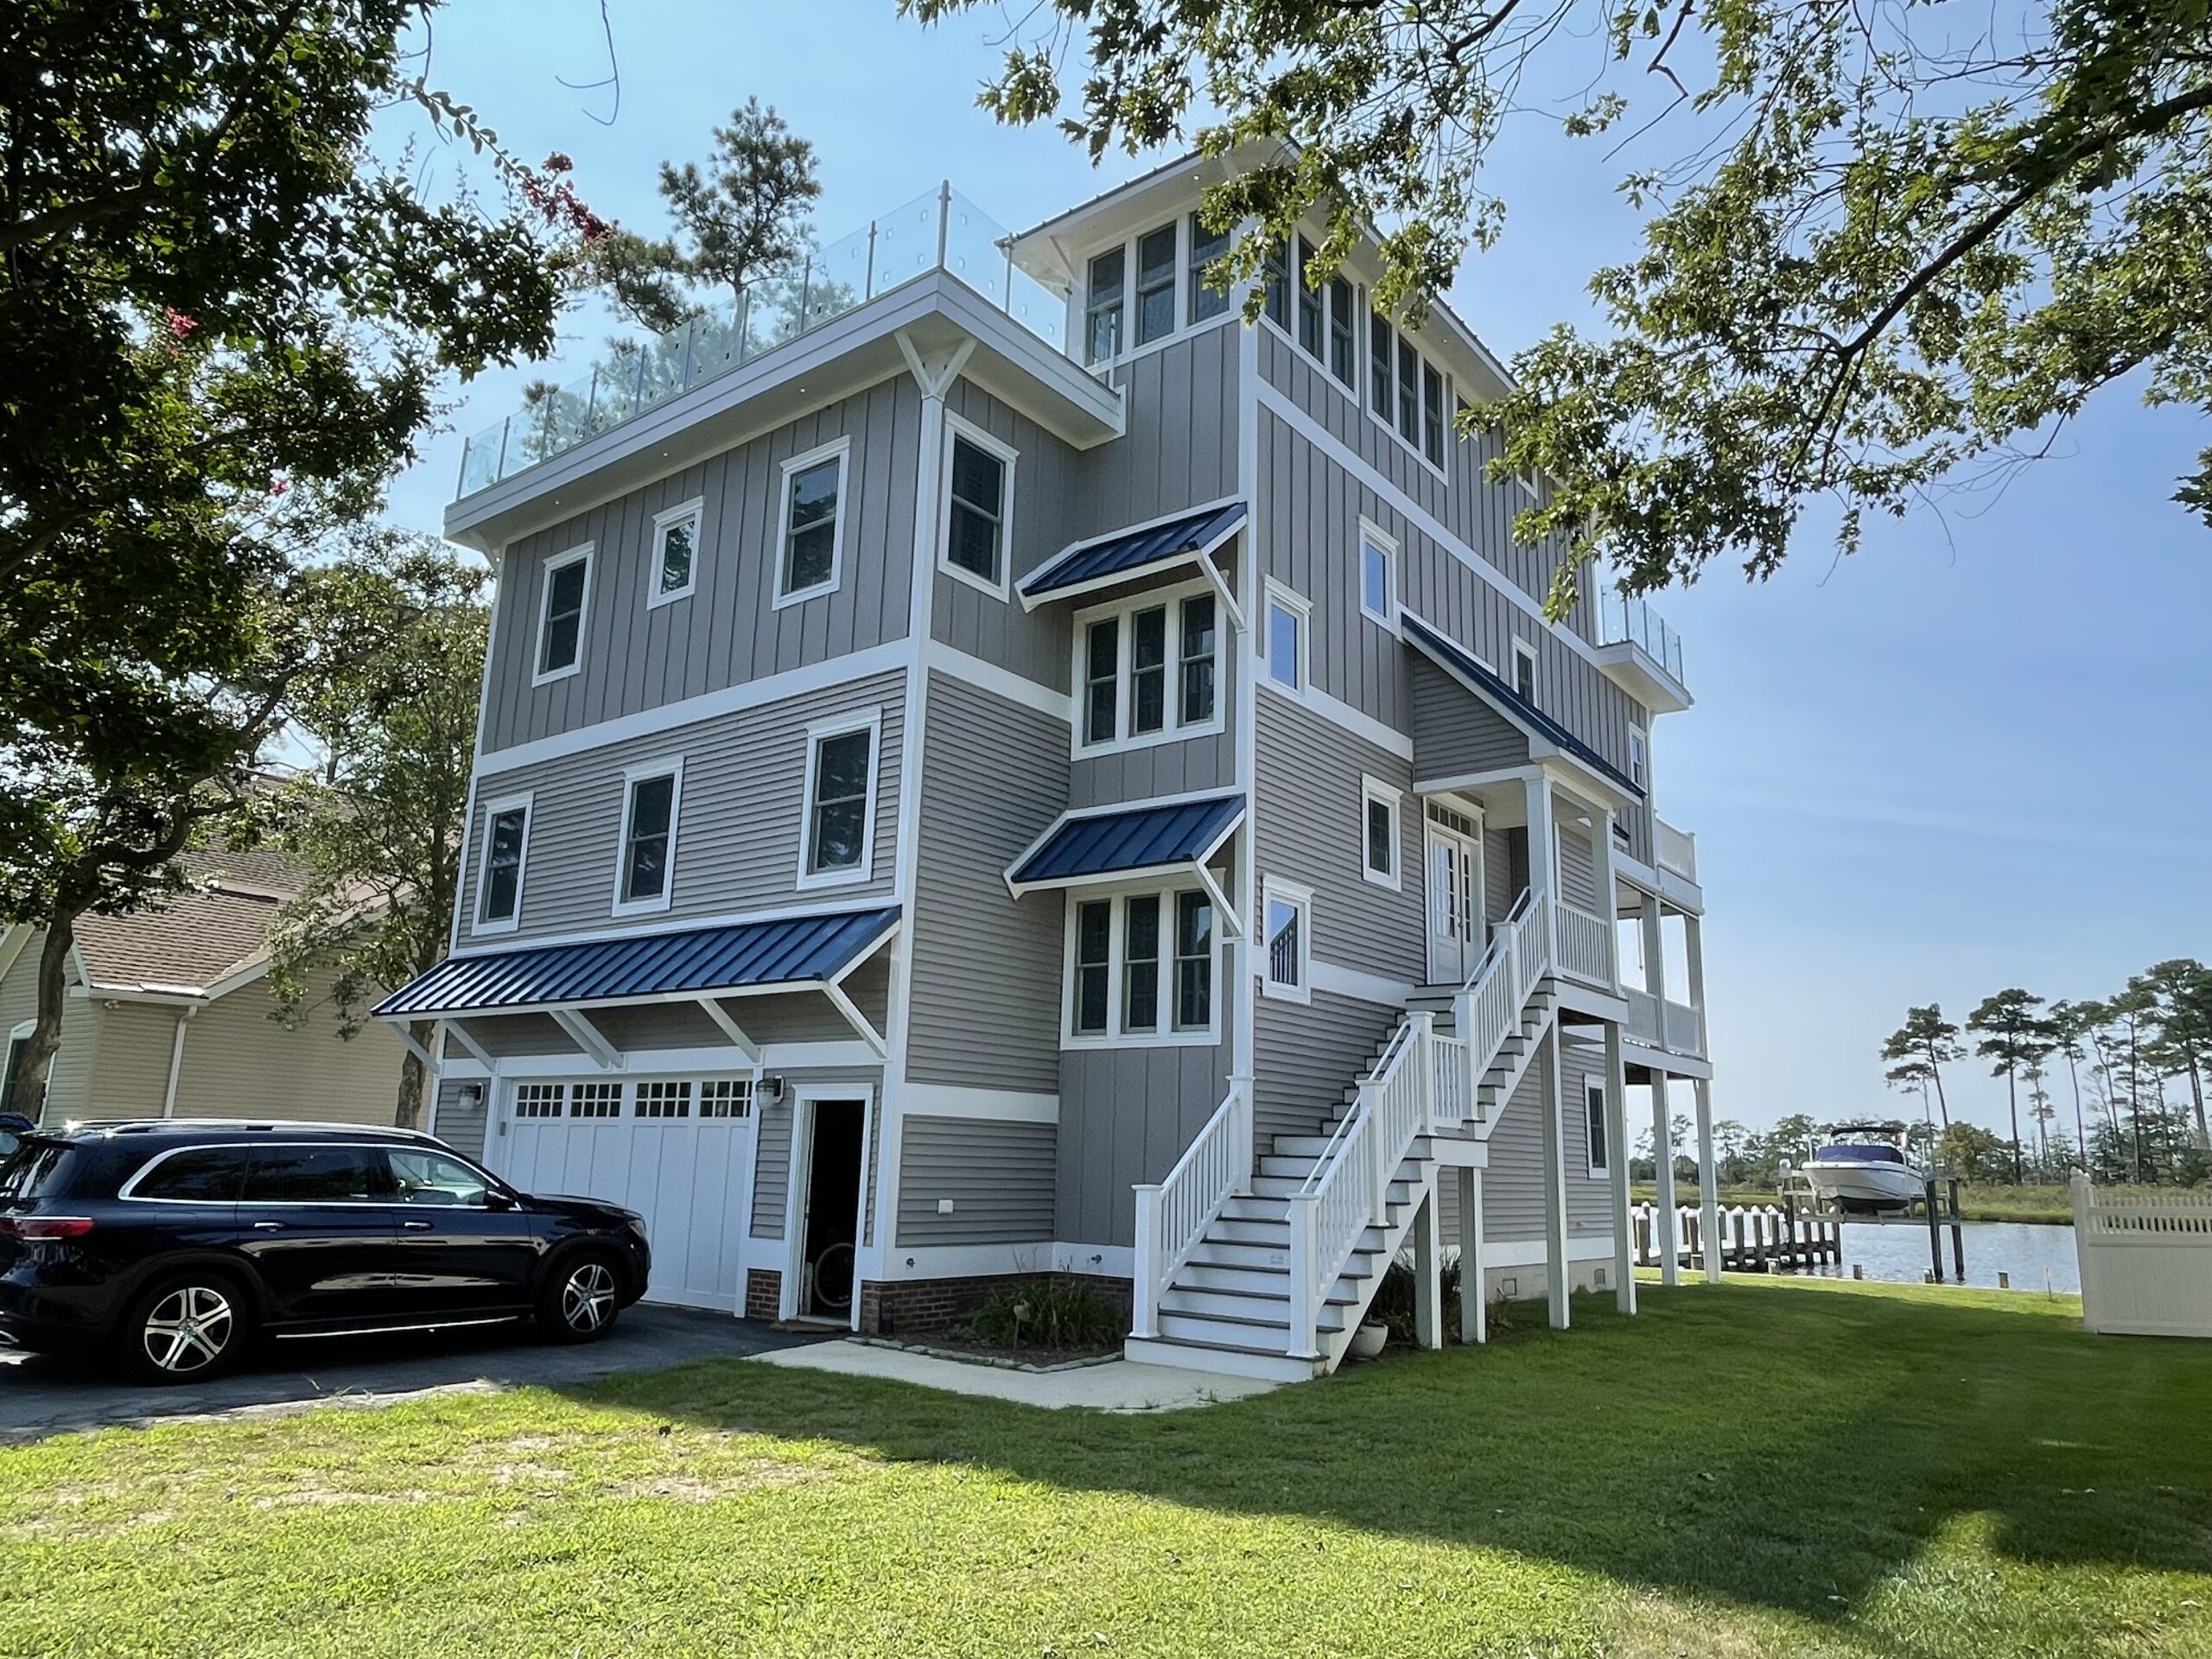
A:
[899,1084,1059,1123]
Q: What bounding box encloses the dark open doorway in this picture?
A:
[800,1098,866,1321]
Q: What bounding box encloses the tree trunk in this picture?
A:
[1927,1048,1952,1129]
[13,918,79,1124]
[2064,1050,2086,1164]
[393,1021,435,1129]
[2187,1058,2208,1150]
[2006,1067,2023,1185]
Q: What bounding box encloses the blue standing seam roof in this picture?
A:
[1402,615,1646,798]
[1011,795,1244,887]
[1020,500,1248,598]
[372,906,899,1020]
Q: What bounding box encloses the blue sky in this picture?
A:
[381,0,2212,1142]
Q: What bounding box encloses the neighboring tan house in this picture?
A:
[379,150,1722,1379]
[1,847,408,1126]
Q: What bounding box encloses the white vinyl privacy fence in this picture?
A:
[2072,1175,2212,1338]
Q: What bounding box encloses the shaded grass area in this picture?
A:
[1,1278,2208,1657]
[1632,1182,2134,1224]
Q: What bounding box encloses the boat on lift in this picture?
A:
[1801,1124,1927,1213]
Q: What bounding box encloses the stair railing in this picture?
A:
[1130,1074,1253,1340]
[1451,888,1554,1129]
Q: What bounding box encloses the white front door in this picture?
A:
[1425,808,1484,985]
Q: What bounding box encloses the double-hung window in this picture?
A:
[1293,244,1357,392]
[535,546,591,683]
[1396,335,1421,446]
[650,499,701,606]
[800,714,879,887]
[1085,247,1126,365]
[776,440,847,605]
[614,763,681,914]
[1629,726,1648,788]
[474,794,532,933]
[1361,778,1402,891]
[1188,213,1231,323]
[1067,887,1216,1044]
[1075,586,1221,751]
[1261,879,1312,1003]
[943,422,1014,595]
[1262,582,1309,695]
[1135,223,1178,346]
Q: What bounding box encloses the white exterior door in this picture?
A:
[489,1075,757,1312]
[1425,806,1484,986]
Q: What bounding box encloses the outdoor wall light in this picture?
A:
[458,1084,483,1109]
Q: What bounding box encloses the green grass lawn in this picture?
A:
[3,1278,2209,1657]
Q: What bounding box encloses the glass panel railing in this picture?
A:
[1599,594,1687,684]
[455,185,1080,498]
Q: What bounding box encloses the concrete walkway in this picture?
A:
[751,1338,1281,1411]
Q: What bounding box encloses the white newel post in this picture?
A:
[1285,1192,1321,1360]
[1605,1018,1637,1314]
[1454,985,1480,1122]
[1131,1184,1161,1338]
[1413,1010,1436,1135]
[1695,1077,1722,1285]
[1458,1166,1487,1344]
[1652,1072,1680,1286]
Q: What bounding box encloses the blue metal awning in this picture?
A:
[373,907,899,1020]
[1402,614,1645,798]
[1007,795,1244,892]
[1020,500,1247,603]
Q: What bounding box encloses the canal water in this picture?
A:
[1795,1220,2081,1294]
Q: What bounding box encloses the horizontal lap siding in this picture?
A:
[432,1076,489,1161]
[79,1004,175,1118]
[1557,827,1599,913]
[751,1099,792,1239]
[1484,828,1521,925]
[459,672,904,944]
[1058,1044,1230,1249]
[906,674,1068,1093]
[168,981,406,1124]
[1253,990,1393,1149]
[1562,1046,1614,1236]
[483,378,920,755]
[895,1116,1057,1246]
[1481,1052,1616,1244]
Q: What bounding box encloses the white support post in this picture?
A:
[1605,1018,1637,1315]
[1695,1076,1722,1285]
[1131,1184,1161,1338]
[1652,1073,1680,1286]
[1588,804,1620,987]
[1522,773,1557,938]
[1413,1187,1442,1350]
[1682,912,1708,1052]
[1457,1166,1486,1344]
[1540,1020,1570,1329]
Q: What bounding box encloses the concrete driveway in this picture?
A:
[0,1305,823,1442]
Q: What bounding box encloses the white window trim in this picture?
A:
[531,543,593,687]
[1357,518,1400,627]
[646,498,704,609]
[1511,638,1541,708]
[772,435,851,610]
[1260,580,1312,701]
[1261,877,1313,1005]
[1287,238,1363,407]
[1365,318,1452,486]
[1083,219,1241,372]
[1060,884,1223,1050]
[610,759,684,918]
[470,791,534,938]
[796,708,883,892]
[1068,576,1228,759]
[938,412,1018,603]
[1585,1080,1611,1179]
[1359,777,1403,893]
[1628,723,1649,789]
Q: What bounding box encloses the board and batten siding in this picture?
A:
[480,377,922,756]
[1255,690,1423,986]
[905,673,1068,1094]
[895,1116,1057,1247]
[1252,990,1393,1150]
[1082,324,1242,541]
[459,671,904,945]
[1058,1043,1231,1249]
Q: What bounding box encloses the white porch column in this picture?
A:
[1682,911,1708,1057]
[1652,1072,1681,1286]
[1540,1020,1571,1329]
[1413,1189,1443,1350]
[1695,1076,1723,1285]
[1587,804,1620,986]
[1457,1166,1487,1344]
[1605,1019,1637,1315]
[1522,772,1556,916]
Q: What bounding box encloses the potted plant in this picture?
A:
[1348,1319,1389,1360]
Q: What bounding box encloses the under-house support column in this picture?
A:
[1652,1072,1681,1287]
[1457,1166,1487,1344]
[1695,1076,1723,1285]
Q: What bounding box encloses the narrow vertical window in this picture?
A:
[1586,1083,1610,1175]
[1262,885,1308,1000]
[652,504,700,602]
[1084,617,1119,744]
[1328,278,1356,387]
[1629,728,1648,787]
[804,727,874,879]
[620,772,677,908]
[779,453,842,600]
[1262,242,1290,330]
[945,435,1006,587]
[477,804,529,926]
[1265,593,1305,691]
[1179,594,1217,725]
[1188,214,1230,322]
[1086,246,1125,364]
[1128,606,1167,735]
[1397,336,1421,444]
[1135,223,1178,346]
[1370,315,1393,418]
[1073,900,1111,1036]
[537,551,589,678]
[1359,531,1394,624]
[1296,238,1324,359]
[1123,895,1160,1033]
[1363,785,1398,886]
[1422,364,1446,466]
[1174,892,1213,1031]
[1512,640,1540,706]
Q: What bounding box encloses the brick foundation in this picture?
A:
[744,1268,783,1322]
[855,1271,1133,1339]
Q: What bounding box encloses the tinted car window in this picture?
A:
[130,1147,249,1203]
[242,1146,386,1205]
[0,1140,70,1201]
[389,1150,492,1208]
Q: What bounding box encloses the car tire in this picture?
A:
[116,1268,252,1385]
[537,1251,624,1344]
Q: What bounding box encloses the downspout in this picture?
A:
[161,1005,200,1117]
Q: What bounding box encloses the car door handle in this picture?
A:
[252,1220,285,1231]
[401,1219,434,1230]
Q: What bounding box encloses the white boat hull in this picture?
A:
[1803,1159,1926,1212]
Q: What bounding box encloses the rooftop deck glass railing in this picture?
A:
[1596,593,1687,685]
[455,184,1072,499]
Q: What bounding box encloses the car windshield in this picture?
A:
[1816,1142,1906,1165]
[0,1138,71,1202]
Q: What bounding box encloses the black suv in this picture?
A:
[0,1120,652,1382]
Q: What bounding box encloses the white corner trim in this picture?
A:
[922,639,1072,721]
[1309,959,1419,1008]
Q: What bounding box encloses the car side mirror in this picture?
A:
[485,1188,518,1211]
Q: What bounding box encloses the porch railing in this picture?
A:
[1554,902,1615,988]
[1663,998,1705,1056]
[1626,988,1705,1056]
[1453,887,1550,1128]
[1130,1075,1253,1340]
[1654,819,1698,883]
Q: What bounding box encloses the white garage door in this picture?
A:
[493,1075,756,1312]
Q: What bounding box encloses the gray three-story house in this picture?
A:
[378,154,1721,1380]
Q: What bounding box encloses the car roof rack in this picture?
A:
[69,1118,439,1141]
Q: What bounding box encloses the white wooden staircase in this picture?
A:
[1127,890,1563,1381]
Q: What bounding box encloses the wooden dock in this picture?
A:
[1631,1200,1845,1273]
